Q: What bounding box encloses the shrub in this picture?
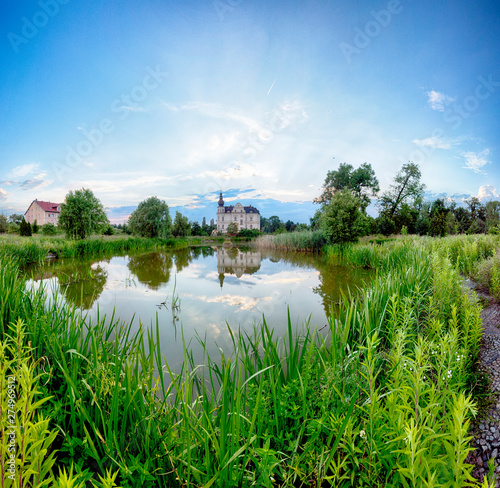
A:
[42,223,59,236]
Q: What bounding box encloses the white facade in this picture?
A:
[216,192,260,233]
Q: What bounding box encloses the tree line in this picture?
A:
[312,161,500,245]
[3,168,498,242]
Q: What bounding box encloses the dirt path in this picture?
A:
[463,277,500,483]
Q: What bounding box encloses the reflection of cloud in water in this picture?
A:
[201,294,272,311]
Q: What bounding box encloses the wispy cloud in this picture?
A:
[462,149,490,174]
[426,90,455,112]
[7,163,40,179]
[0,188,8,202]
[412,136,461,149]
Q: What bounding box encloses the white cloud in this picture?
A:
[0,188,8,202]
[426,90,455,112]
[412,136,460,150]
[477,184,498,201]
[462,149,490,174]
[7,163,40,179]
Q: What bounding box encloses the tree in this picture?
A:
[466,197,486,234]
[262,216,282,234]
[59,188,108,239]
[0,215,7,233]
[226,222,238,236]
[320,190,369,245]
[8,213,24,225]
[486,201,500,231]
[19,217,32,237]
[128,196,171,238]
[315,162,379,209]
[378,162,425,231]
[172,211,191,237]
[191,221,202,236]
[32,219,39,234]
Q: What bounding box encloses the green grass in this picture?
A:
[0,235,497,486]
[0,234,190,266]
[254,230,327,252]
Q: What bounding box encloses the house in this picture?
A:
[216,192,260,233]
[24,199,61,226]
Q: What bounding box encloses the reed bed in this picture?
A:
[0,235,496,486]
[254,231,327,252]
[0,235,190,266]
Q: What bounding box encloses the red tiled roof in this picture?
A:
[34,200,61,213]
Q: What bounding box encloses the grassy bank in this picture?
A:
[0,234,191,266]
[254,230,327,252]
[0,235,497,486]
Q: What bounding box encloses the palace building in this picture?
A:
[216,192,260,234]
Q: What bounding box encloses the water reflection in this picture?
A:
[217,246,261,288]
[25,246,373,367]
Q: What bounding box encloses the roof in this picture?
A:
[28,200,61,214]
[223,205,260,214]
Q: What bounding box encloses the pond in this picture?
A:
[26,245,372,368]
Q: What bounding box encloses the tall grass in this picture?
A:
[0,235,189,266]
[0,235,495,486]
[254,230,327,252]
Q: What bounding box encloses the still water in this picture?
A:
[26,246,372,368]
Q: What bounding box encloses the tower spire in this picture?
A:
[218,191,224,207]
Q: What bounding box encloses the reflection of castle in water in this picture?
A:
[216,247,262,287]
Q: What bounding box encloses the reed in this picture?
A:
[0,235,190,267]
[253,231,327,252]
[0,234,494,486]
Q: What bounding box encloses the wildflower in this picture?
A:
[360,430,366,440]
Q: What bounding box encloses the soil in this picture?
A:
[463,277,500,484]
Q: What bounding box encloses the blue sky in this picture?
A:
[1,0,499,223]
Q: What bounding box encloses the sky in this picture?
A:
[1,0,499,224]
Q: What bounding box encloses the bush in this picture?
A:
[237,228,261,238]
[32,219,39,234]
[7,223,19,234]
[102,224,115,236]
[42,223,59,236]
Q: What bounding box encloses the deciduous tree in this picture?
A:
[172,211,191,237]
[59,188,108,239]
[320,190,369,245]
[315,162,379,208]
[128,196,171,238]
[378,162,425,230]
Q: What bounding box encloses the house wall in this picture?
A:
[24,202,60,225]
